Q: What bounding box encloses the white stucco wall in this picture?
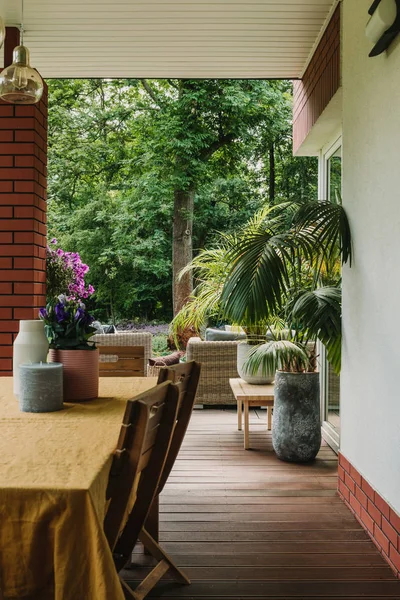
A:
[341,0,400,513]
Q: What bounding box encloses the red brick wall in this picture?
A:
[338,453,400,578]
[0,91,48,375]
[293,5,341,154]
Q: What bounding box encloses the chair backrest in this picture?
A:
[186,337,239,404]
[98,345,145,377]
[93,332,153,376]
[104,381,179,558]
[156,361,201,493]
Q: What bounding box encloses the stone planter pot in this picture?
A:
[272,371,321,463]
[49,349,99,402]
[237,342,275,385]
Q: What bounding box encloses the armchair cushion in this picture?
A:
[205,328,247,341]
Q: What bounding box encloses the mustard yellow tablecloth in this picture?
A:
[0,376,157,600]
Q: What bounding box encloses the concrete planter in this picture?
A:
[49,348,99,402]
[237,342,275,385]
[272,371,321,463]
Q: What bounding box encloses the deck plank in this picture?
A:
[122,407,400,598]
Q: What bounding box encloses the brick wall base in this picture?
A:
[338,453,400,578]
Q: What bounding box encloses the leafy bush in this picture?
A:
[152,334,169,357]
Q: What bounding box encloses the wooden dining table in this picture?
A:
[0,376,157,600]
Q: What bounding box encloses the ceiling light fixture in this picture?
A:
[0,0,44,104]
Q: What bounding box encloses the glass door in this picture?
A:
[319,138,342,453]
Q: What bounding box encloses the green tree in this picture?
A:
[47,79,318,322]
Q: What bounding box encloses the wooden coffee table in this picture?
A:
[229,378,275,450]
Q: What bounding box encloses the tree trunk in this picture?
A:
[173,187,195,315]
[269,142,276,204]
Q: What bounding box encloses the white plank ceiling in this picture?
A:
[1,0,337,79]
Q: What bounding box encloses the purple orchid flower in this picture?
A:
[55,303,69,323]
[46,242,95,300]
[38,307,48,320]
[74,307,86,322]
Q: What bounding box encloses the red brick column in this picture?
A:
[0,90,48,375]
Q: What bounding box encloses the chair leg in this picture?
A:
[139,528,190,585]
[120,576,139,599]
[126,560,170,600]
[145,495,159,546]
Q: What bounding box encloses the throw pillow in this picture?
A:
[103,324,116,334]
[149,351,184,367]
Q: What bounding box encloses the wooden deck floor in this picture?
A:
[124,407,400,598]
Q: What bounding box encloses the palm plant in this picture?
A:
[220,195,352,374]
[170,239,234,344]
[171,195,351,374]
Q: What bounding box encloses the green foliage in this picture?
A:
[47,78,317,321]
[289,287,342,371]
[245,339,310,375]
[171,240,234,339]
[220,200,352,374]
[172,197,352,373]
[152,334,169,357]
[46,251,74,299]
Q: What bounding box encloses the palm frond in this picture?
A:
[244,339,309,375]
[292,199,352,266]
[220,209,293,324]
[290,286,342,373]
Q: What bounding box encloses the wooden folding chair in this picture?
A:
[98,345,145,377]
[104,381,189,599]
[139,361,201,552]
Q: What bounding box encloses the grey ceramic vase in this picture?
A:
[272,371,321,463]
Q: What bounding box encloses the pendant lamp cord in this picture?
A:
[20,0,24,45]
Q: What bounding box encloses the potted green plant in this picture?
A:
[220,197,352,462]
[40,296,98,401]
[170,235,275,383]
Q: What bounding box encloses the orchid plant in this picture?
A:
[39,296,97,350]
[40,239,97,350]
[46,239,95,300]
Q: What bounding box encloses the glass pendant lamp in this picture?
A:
[0,1,44,104]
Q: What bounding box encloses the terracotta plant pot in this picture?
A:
[49,348,99,402]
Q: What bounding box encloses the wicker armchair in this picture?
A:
[92,332,153,376]
[186,337,239,405]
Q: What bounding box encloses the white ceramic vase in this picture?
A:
[237,342,275,385]
[13,320,49,397]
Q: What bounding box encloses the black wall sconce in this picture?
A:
[366,0,400,56]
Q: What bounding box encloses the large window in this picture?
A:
[319,138,342,452]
